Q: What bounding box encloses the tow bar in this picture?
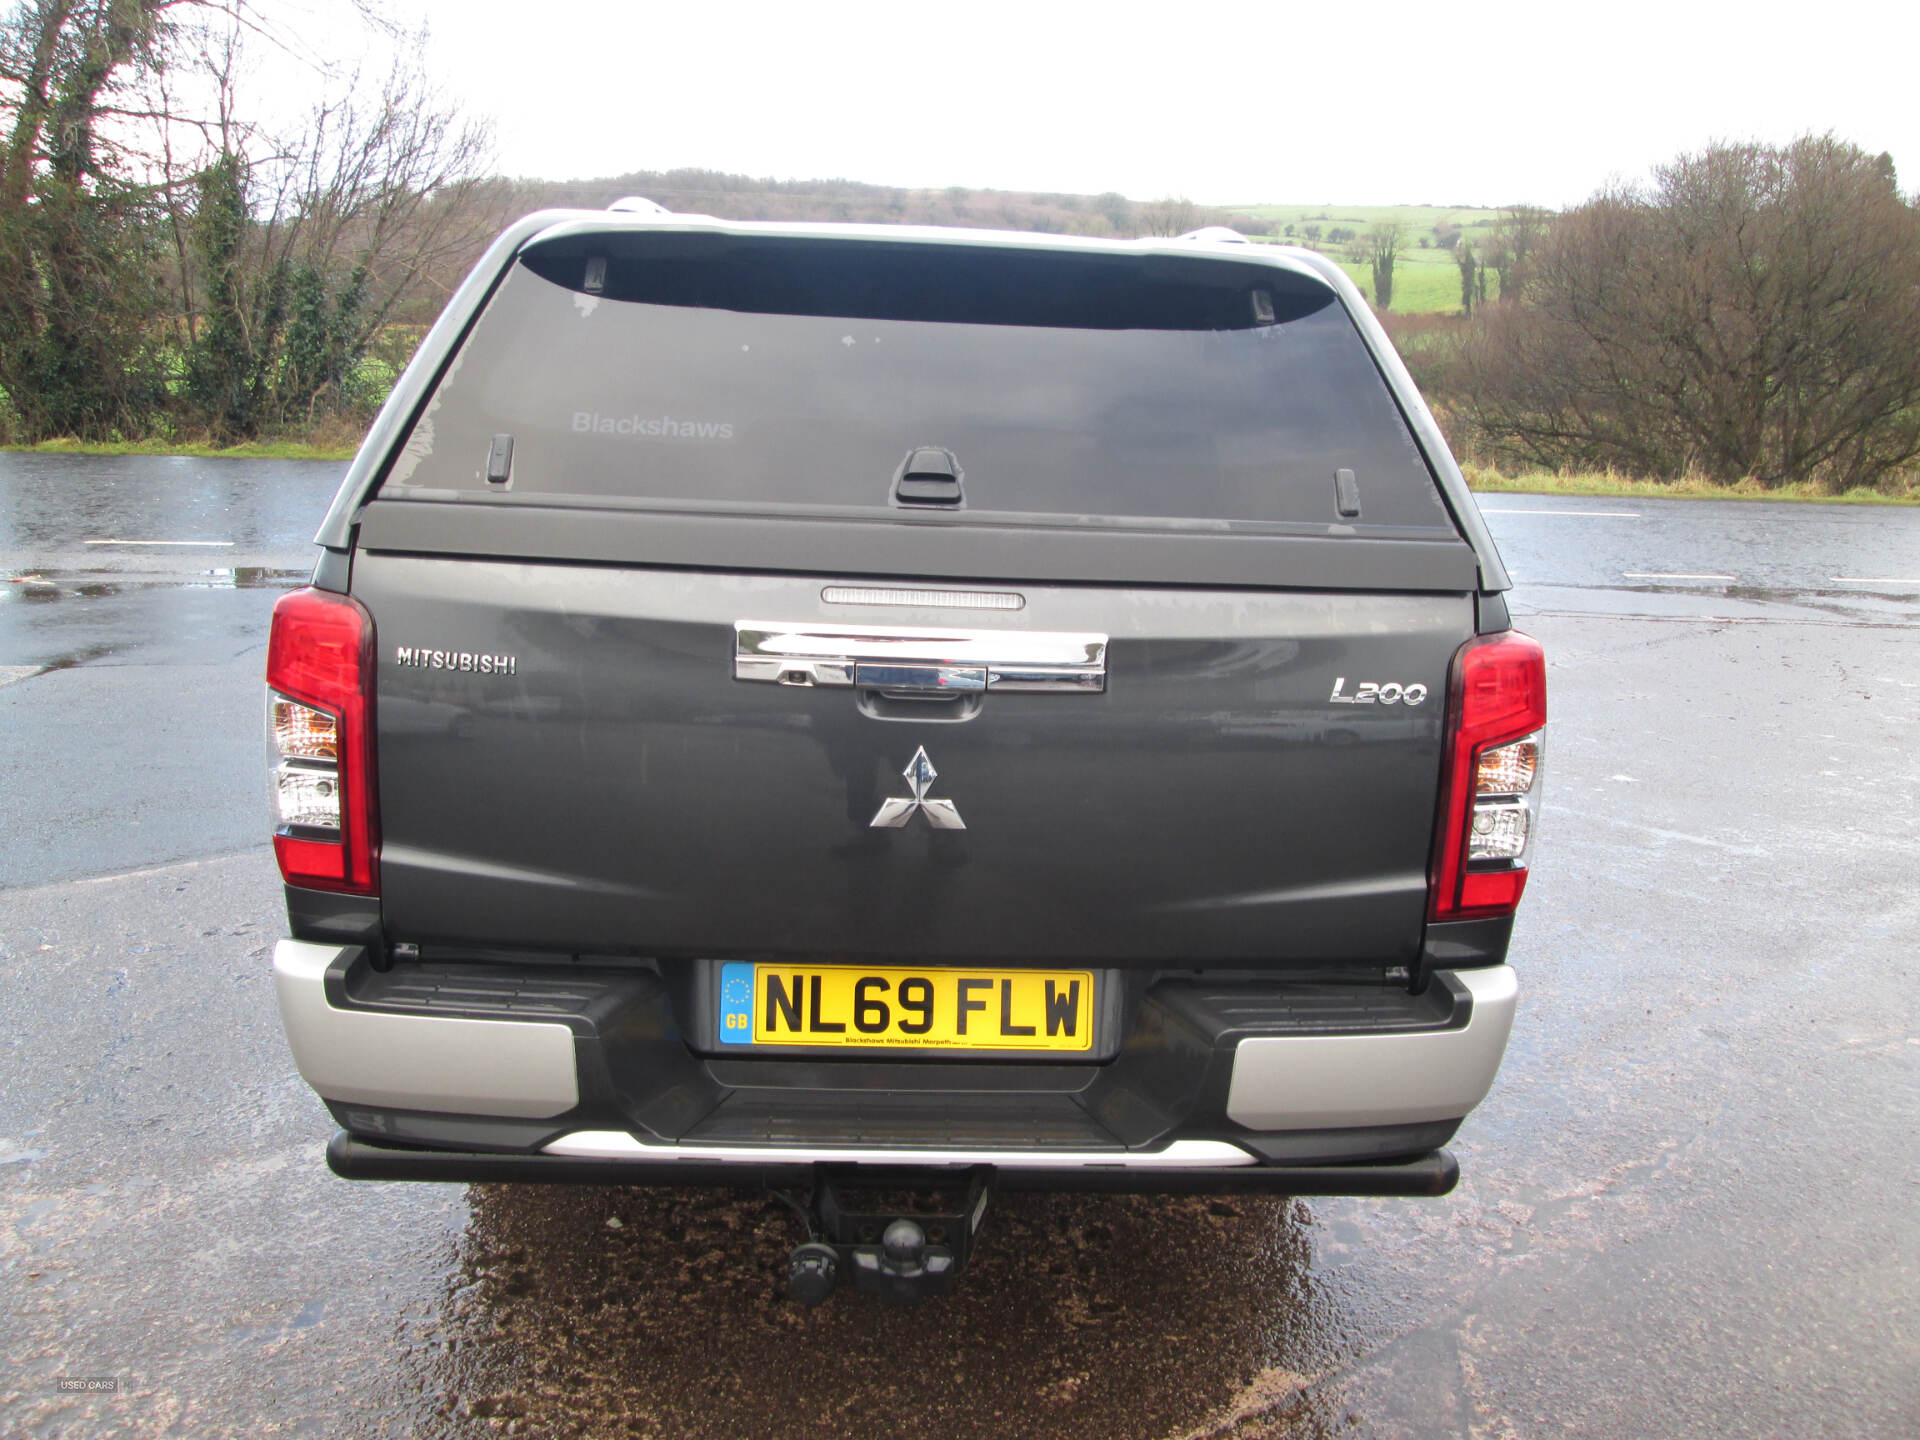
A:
[782,1166,994,1305]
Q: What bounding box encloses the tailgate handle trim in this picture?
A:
[735,621,1106,694]
[852,662,987,695]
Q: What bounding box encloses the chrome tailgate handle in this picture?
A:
[735,621,1106,694]
[852,662,988,695]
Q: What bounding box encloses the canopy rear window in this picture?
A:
[381,232,1456,535]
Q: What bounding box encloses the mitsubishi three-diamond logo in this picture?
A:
[870,746,966,830]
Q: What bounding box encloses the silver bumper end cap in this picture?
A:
[1225,965,1518,1131]
[272,939,579,1119]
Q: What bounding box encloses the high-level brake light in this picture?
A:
[265,587,378,894]
[1430,631,1547,921]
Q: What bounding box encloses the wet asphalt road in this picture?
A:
[3,456,1918,1438]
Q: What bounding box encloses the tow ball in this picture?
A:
[783,1166,994,1305]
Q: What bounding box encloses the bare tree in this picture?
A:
[1458,136,1920,489]
[1486,203,1551,301]
[1138,195,1199,236]
[165,14,498,436]
[0,0,495,440]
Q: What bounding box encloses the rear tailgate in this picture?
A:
[347,225,1487,971]
[355,553,1471,965]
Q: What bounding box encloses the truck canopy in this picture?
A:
[366,228,1479,591]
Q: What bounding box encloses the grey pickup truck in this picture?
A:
[266,206,1545,1303]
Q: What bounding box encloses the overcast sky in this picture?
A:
[356,0,1915,207]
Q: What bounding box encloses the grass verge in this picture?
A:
[3,436,358,461]
[1463,465,1920,505]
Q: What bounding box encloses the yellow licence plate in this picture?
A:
[716,962,1095,1052]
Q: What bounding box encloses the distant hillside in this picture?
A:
[439,172,1532,318]
[494,168,1273,239]
[1232,202,1506,232]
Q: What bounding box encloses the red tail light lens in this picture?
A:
[1430,630,1546,921]
[266,587,378,894]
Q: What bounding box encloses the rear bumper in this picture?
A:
[273,940,1516,1184]
[325,1129,1462,1196]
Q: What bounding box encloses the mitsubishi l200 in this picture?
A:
[266,208,1545,1302]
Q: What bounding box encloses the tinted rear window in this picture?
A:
[383,233,1454,533]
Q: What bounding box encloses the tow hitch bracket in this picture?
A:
[784,1166,994,1305]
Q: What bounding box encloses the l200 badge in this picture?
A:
[870,746,966,830]
[1328,676,1428,706]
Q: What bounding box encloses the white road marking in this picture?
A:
[1624,572,1737,581]
[1478,508,1642,518]
[0,664,44,688]
[83,538,234,547]
[1831,577,1920,585]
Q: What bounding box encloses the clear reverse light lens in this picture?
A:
[271,694,338,761]
[273,764,340,831]
[1470,799,1530,862]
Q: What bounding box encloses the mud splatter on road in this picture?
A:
[405,1186,1347,1440]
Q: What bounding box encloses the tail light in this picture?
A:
[1430,630,1546,921]
[266,587,378,894]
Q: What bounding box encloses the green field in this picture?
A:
[1333,257,1468,311]
[1228,202,1505,233]
[1231,202,1509,314]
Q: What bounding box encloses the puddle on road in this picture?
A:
[398,1185,1361,1440]
[1662,580,1920,615]
[186,566,310,589]
[1578,579,1920,607]
[0,643,115,686]
[1519,579,1920,627]
[3,566,306,601]
[31,642,118,674]
[3,574,75,603]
